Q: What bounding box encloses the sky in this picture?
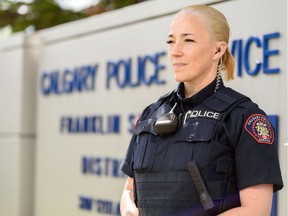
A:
[10,0,100,11]
[55,0,100,11]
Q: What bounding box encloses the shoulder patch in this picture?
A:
[244,114,274,144]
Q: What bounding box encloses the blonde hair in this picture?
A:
[179,5,234,80]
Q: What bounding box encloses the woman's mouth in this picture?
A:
[173,63,186,69]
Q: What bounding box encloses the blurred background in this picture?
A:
[0,0,147,38]
[0,0,287,216]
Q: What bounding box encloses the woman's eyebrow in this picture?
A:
[183,33,194,36]
[168,33,194,38]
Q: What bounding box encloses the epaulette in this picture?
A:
[203,87,250,112]
[139,90,175,120]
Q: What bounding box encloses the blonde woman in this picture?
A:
[120,5,283,216]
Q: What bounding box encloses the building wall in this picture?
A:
[0,34,37,216]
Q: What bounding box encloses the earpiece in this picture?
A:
[215,47,221,54]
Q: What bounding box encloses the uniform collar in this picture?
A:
[175,78,224,109]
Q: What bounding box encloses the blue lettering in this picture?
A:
[106,61,117,89]
[153,51,167,84]
[106,59,132,89]
[52,72,61,94]
[94,116,104,133]
[230,32,281,77]
[106,51,166,89]
[231,39,243,76]
[244,36,262,76]
[108,115,120,133]
[112,159,121,177]
[96,200,112,214]
[82,157,101,175]
[268,115,278,145]
[79,196,93,210]
[82,157,89,174]
[138,55,153,85]
[63,67,74,92]
[114,59,131,88]
[94,158,102,175]
[81,156,125,178]
[79,196,120,215]
[263,32,280,74]
[40,64,98,96]
[60,115,120,134]
[41,71,52,95]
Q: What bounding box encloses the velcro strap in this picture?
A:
[135,171,191,183]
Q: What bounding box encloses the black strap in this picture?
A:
[203,87,250,113]
[187,161,218,215]
[133,177,138,208]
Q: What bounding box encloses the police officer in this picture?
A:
[120,5,283,216]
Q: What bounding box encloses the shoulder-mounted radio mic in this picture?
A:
[154,103,181,135]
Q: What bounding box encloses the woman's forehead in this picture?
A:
[169,12,209,36]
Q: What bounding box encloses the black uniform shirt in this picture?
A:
[175,78,219,111]
[121,79,283,192]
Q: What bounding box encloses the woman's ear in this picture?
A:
[213,42,227,59]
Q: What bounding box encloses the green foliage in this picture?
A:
[104,0,145,9]
[0,0,88,32]
[0,0,147,33]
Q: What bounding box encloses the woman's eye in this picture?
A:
[166,40,174,44]
[185,39,195,42]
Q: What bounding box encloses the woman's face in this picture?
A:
[168,11,218,86]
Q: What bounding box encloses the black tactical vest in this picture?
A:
[132,87,250,216]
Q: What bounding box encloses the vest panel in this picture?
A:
[133,88,248,215]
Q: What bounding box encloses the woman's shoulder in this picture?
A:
[213,87,268,120]
[224,88,269,122]
[139,90,175,120]
[219,87,261,110]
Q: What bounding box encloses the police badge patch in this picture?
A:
[244,114,274,144]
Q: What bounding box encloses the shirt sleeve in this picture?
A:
[229,104,283,192]
[120,100,159,178]
[121,133,136,178]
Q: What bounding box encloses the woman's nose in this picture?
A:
[170,43,183,57]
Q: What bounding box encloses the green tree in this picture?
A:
[0,0,88,32]
[0,0,147,33]
[100,0,147,10]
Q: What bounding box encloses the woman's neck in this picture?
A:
[184,76,216,98]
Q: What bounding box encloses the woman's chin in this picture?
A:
[174,75,186,83]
